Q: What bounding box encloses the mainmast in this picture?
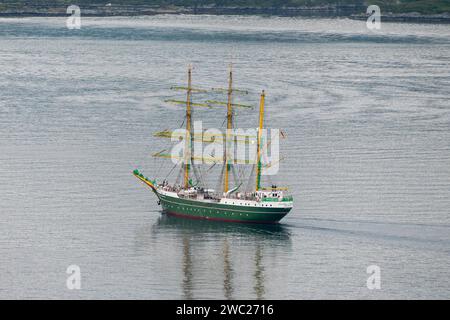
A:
[256,90,265,191]
[184,66,193,189]
[223,65,233,193]
[152,66,253,192]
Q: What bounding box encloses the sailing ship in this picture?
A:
[133,66,293,223]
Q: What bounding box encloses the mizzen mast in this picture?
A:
[256,90,265,191]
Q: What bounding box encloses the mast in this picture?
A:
[184,66,192,189]
[256,90,265,191]
[224,65,233,193]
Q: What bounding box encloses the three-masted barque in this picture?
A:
[133,66,293,223]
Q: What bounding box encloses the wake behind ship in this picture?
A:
[133,66,293,223]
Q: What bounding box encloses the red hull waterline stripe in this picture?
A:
[164,210,278,224]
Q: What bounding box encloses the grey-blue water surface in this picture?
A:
[0,15,449,299]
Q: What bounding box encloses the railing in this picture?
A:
[261,195,293,202]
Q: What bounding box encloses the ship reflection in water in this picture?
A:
[147,214,292,299]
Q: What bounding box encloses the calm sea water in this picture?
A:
[0,15,449,299]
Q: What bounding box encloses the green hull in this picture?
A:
[158,193,291,224]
